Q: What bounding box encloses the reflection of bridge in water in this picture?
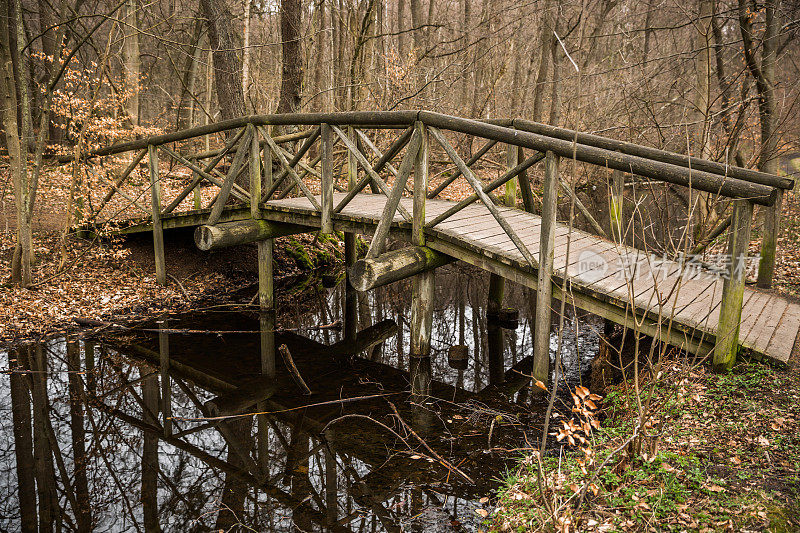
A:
[5,288,564,531]
[77,110,797,385]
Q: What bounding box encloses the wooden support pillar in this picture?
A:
[517,146,536,214]
[610,169,624,243]
[321,123,334,234]
[148,145,166,285]
[257,310,275,478]
[325,448,338,526]
[410,272,434,397]
[487,274,505,385]
[250,126,261,219]
[533,151,559,389]
[191,158,202,210]
[158,319,171,437]
[757,188,782,289]
[713,200,754,372]
[410,121,434,399]
[505,141,518,207]
[344,128,359,343]
[258,240,273,310]
[258,137,274,313]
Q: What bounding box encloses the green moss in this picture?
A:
[285,237,315,270]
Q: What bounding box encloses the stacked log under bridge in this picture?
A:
[70,110,799,392]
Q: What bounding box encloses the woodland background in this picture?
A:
[0,0,798,286]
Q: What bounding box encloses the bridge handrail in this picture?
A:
[66,110,782,205]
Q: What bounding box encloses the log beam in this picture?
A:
[194,220,310,250]
[349,246,454,292]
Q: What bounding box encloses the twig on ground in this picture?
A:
[279,344,312,395]
[167,273,190,300]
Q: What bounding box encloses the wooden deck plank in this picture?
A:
[744,296,791,356]
[764,302,800,361]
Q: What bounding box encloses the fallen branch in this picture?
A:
[387,401,475,484]
[279,344,312,395]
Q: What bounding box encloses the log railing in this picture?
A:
[75,111,792,373]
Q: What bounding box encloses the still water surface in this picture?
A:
[0,264,601,531]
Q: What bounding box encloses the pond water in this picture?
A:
[0,264,602,532]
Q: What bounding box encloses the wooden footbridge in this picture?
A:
[75,111,798,384]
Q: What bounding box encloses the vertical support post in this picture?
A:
[257,136,275,473]
[344,127,359,343]
[533,151,558,390]
[258,241,273,310]
[325,448,338,525]
[262,137,273,201]
[757,188,782,289]
[250,126,261,220]
[487,274,505,385]
[257,310,275,475]
[610,169,624,243]
[517,146,536,213]
[148,145,166,286]
[258,139,274,312]
[191,158,202,210]
[412,121,428,245]
[158,319,171,437]
[347,126,359,191]
[321,123,334,234]
[410,121,434,399]
[83,340,96,393]
[713,199,754,372]
[505,141,518,207]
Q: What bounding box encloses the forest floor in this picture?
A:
[488,357,800,532]
[0,229,344,344]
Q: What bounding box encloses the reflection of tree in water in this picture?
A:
[0,264,600,531]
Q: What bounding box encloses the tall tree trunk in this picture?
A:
[67,341,91,532]
[397,0,406,58]
[214,418,253,530]
[141,373,161,532]
[243,0,253,99]
[200,0,246,122]
[277,0,303,114]
[29,346,57,532]
[409,0,425,90]
[122,0,140,125]
[0,0,32,286]
[692,0,715,240]
[9,348,37,533]
[176,22,203,130]
[313,0,327,111]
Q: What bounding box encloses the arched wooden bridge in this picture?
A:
[75,111,798,380]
